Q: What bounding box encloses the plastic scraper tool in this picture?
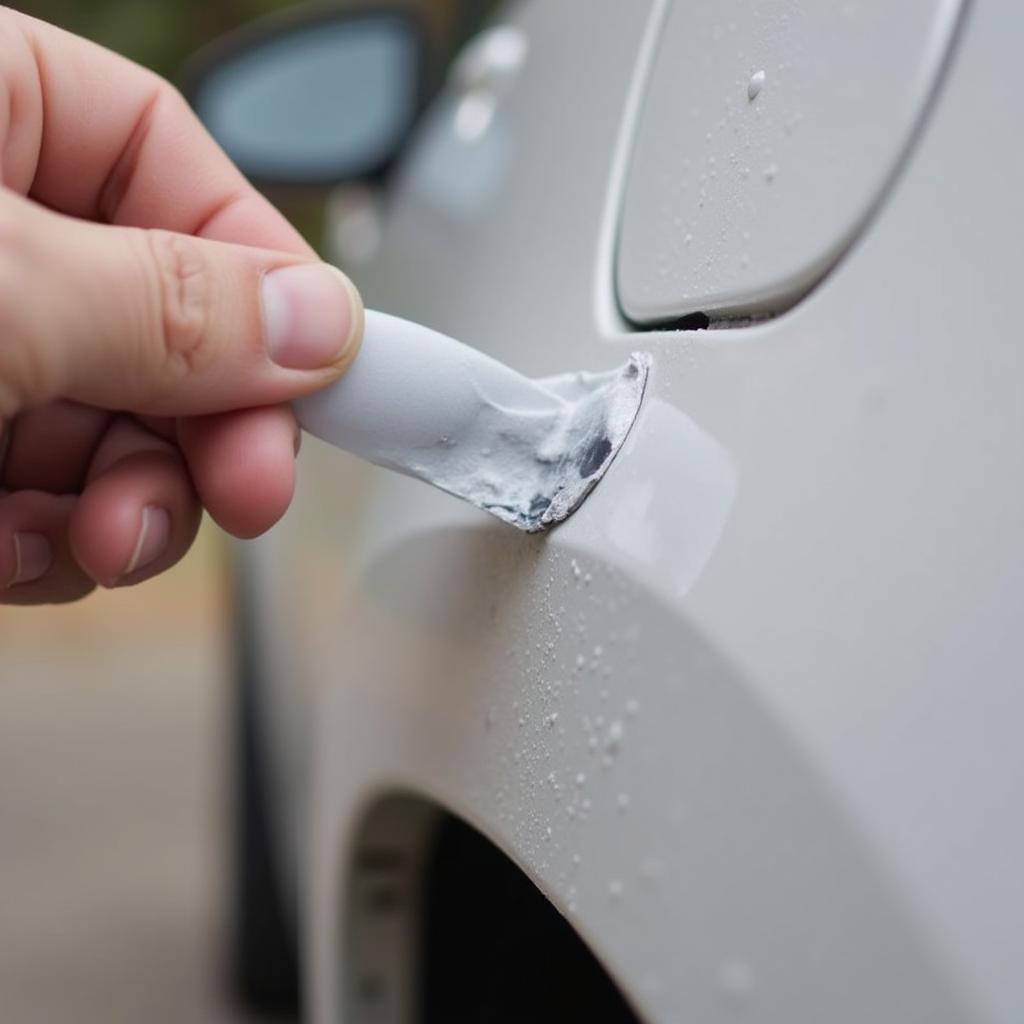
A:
[293,311,650,532]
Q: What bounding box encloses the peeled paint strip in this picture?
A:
[294,311,650,532]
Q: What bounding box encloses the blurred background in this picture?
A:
[0,1,486,1021]
[0,3,292,1019]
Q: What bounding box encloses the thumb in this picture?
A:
[0,189,363,420]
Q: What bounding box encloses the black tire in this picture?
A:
[228,569,301,1019]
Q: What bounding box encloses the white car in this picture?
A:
[188,1,1024,1020]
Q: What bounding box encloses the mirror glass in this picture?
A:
[192,15,419,184]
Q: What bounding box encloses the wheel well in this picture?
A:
[344,794,642,1022]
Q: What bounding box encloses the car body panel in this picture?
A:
[616,0,964,321]
[246,0,1023,1019]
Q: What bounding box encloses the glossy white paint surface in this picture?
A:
[617,0,964,322]
[247,0,1024,1020]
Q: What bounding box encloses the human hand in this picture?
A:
[0,10,363,604]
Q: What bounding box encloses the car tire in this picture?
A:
[228,575,301,1019]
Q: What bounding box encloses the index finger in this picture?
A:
[0,9,314,255]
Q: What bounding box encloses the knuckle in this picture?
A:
[143,229,213,380]
[160,81,192,118]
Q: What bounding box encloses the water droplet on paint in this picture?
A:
[625,699,640,716]
[575,772,587,787]
[616,793,630,812]
[608,879,624,900]
[763,163,778,183]
[605,720,625,754]
[747,69,765,100]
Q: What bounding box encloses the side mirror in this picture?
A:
[182,7,424,186]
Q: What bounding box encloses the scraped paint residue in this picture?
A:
[405,354,651,532]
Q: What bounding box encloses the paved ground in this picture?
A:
[0,525,264,1024]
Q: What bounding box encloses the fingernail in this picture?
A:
[10,532,52,586]
[262,263,362,370]
[124,506,170,577]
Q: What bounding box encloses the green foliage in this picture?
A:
[12,0,502,252]
[15,0,299,77]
